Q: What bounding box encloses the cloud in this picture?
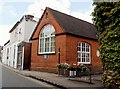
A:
[71,5,94,23]
[25,0,93,23]
[25,0,71,18]
[9,10,18,17]
[0,25,12,46]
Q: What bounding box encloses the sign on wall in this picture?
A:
[44,55,48,59]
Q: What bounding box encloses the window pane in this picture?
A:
[86,53,90,62]
[78,46,81,52]
[78,52,81,58]
[45,38,49,52]
[40,39,44,52]
[86,44,90,52]
[40,33,44,37]
[82,53,85,62]
[51,37,55,52]
[82,43,85,47]
[82,47,85,51]
[78,58,81,62]
[51,47,55,52]
[51,37,55,41]
[86,47,89,52]
[82,43,85,51]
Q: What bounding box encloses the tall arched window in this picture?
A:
[78,42,91,64]
[39,24,55,54]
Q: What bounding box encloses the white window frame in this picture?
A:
[77,42,91,64]
[38,24,55,54]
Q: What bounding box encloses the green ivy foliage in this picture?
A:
[92,1,120,88]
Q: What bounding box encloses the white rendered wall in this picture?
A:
[2,43,10,65]
[3,15,37,69]
[24,20,37,42]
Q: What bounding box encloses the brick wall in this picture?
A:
[66,35,103,74]
[30,8,102,74]
[31,34,102,74]
[23,42,31,69]
[31,34,67,73]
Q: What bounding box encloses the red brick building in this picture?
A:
[30,7,102,74]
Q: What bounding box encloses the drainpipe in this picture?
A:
[58,48,60,75]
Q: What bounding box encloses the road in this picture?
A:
[0,63,56,88]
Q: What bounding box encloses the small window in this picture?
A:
[19,28,21,34]
[45,13,48,19]
[78,42,91,64]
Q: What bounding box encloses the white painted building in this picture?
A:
[2,15,38,70]
[0,46,3,62]
[2,40,10,65]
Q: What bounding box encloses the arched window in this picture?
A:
[78,42,91,64]
[39,24,55,54]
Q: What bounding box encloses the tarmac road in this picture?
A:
[1,63,56,89]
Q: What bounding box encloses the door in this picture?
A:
[17,45,23,70]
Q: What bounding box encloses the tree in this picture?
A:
[92,1,120,88]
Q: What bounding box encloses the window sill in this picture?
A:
[78,62,91,64]
[38,52,55,55]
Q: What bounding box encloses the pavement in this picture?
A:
[2,64,103,89]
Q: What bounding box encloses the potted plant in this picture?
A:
[77,64,88,72]
[63,63,70,69]
[57,63,63,69]
[57,63,63,75]
[62,63,70,76]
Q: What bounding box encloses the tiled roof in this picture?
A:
[48,7,97,40]
[4,40,10,46]
[9,21,20,33]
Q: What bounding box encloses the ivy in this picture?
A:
[92,1,120,88]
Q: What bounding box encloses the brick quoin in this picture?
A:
[30,7,102,74]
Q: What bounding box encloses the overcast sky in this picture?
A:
[0,0,94,46]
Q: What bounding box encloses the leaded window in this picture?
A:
[39,24,55,54]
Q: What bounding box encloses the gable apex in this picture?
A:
[30,7,97,40]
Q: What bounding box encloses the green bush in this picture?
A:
[92,1,120,88]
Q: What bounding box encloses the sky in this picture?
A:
[0,0,94,46]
